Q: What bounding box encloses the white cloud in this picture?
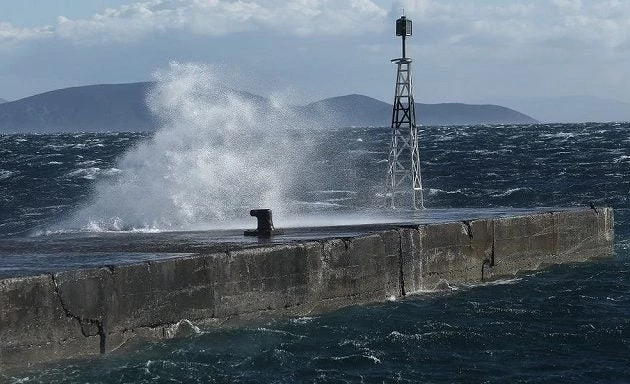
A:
[395,0,630,52]
[552,0,583,12]
[47,0,388,44]
[0,22,51,42]
[559,3,630,49]
[5,0,629,52]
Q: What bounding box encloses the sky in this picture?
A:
[1,0,629,105]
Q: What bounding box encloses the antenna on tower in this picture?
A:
[396,13,412,58]
[386,14,424,210]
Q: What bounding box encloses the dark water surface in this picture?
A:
[1,123,629,383]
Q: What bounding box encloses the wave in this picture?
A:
[63,167,122,180]
[35,218,164,235]
[53,62,321,232]
[491,187,532,197]
[539,132,578,139]
[0,170,16,180]
[427,188,464,195]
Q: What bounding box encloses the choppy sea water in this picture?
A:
[1,122,629,383]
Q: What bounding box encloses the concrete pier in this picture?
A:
[0,208,614,371]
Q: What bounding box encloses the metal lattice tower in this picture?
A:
[386,15,424,209]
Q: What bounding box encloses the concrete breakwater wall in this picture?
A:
[0,208,614,371]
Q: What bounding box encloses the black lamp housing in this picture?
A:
[396,16,412,36]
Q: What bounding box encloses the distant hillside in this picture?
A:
[418,102,537,126]
[303,94,537,127]
[0,84,537,133]
[0,83,156,133]
[300,94,392,127]
[0,98,6,104]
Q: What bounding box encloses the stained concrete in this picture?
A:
[0,208,614,371]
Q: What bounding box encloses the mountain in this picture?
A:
[0,98,6,104]
[418,102,536,126]
[302,94,537,127]
[300,94,392,127]
[0,83,157,133]
[0,84,537,133]
[491,95,630,123]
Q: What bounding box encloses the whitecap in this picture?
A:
[324,354,381,364]
[164,319,201,338]
[255,327,305,339]
[102,168,122,177]
[293,201,343,207]
[0,170,16,180]
[365,354,382,364]
[309,190,358,195]
[290,316,316,324]
[458,277,524,290]
[65,167,101,180]
[540,132,577,139]
[388,330,405,339]
[77,160,99,167]
[427,188,463,195]
[492,187,531,197]
[7,377,31,383]
[64,167,121,180]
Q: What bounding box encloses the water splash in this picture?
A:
[60,62,315,231]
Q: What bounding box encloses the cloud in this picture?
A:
[33,0,387,45]
[0,22,51,43]
[5,0,629,53]
[552,0,583,12]
[394,0,630,52]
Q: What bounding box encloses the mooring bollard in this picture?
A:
[244,209,283,237]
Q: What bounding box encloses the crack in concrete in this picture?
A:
[461,221,473,239]
[396,229,406,297]
[50,273,106,354]
[481,221,497,282]
[490,221,496,267]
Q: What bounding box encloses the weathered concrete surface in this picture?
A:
[0,208,614,371]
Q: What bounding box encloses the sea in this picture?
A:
[1,120,629,383]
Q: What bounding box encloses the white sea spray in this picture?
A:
[59,62,317,231]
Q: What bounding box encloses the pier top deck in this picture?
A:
[0,207,585,278]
